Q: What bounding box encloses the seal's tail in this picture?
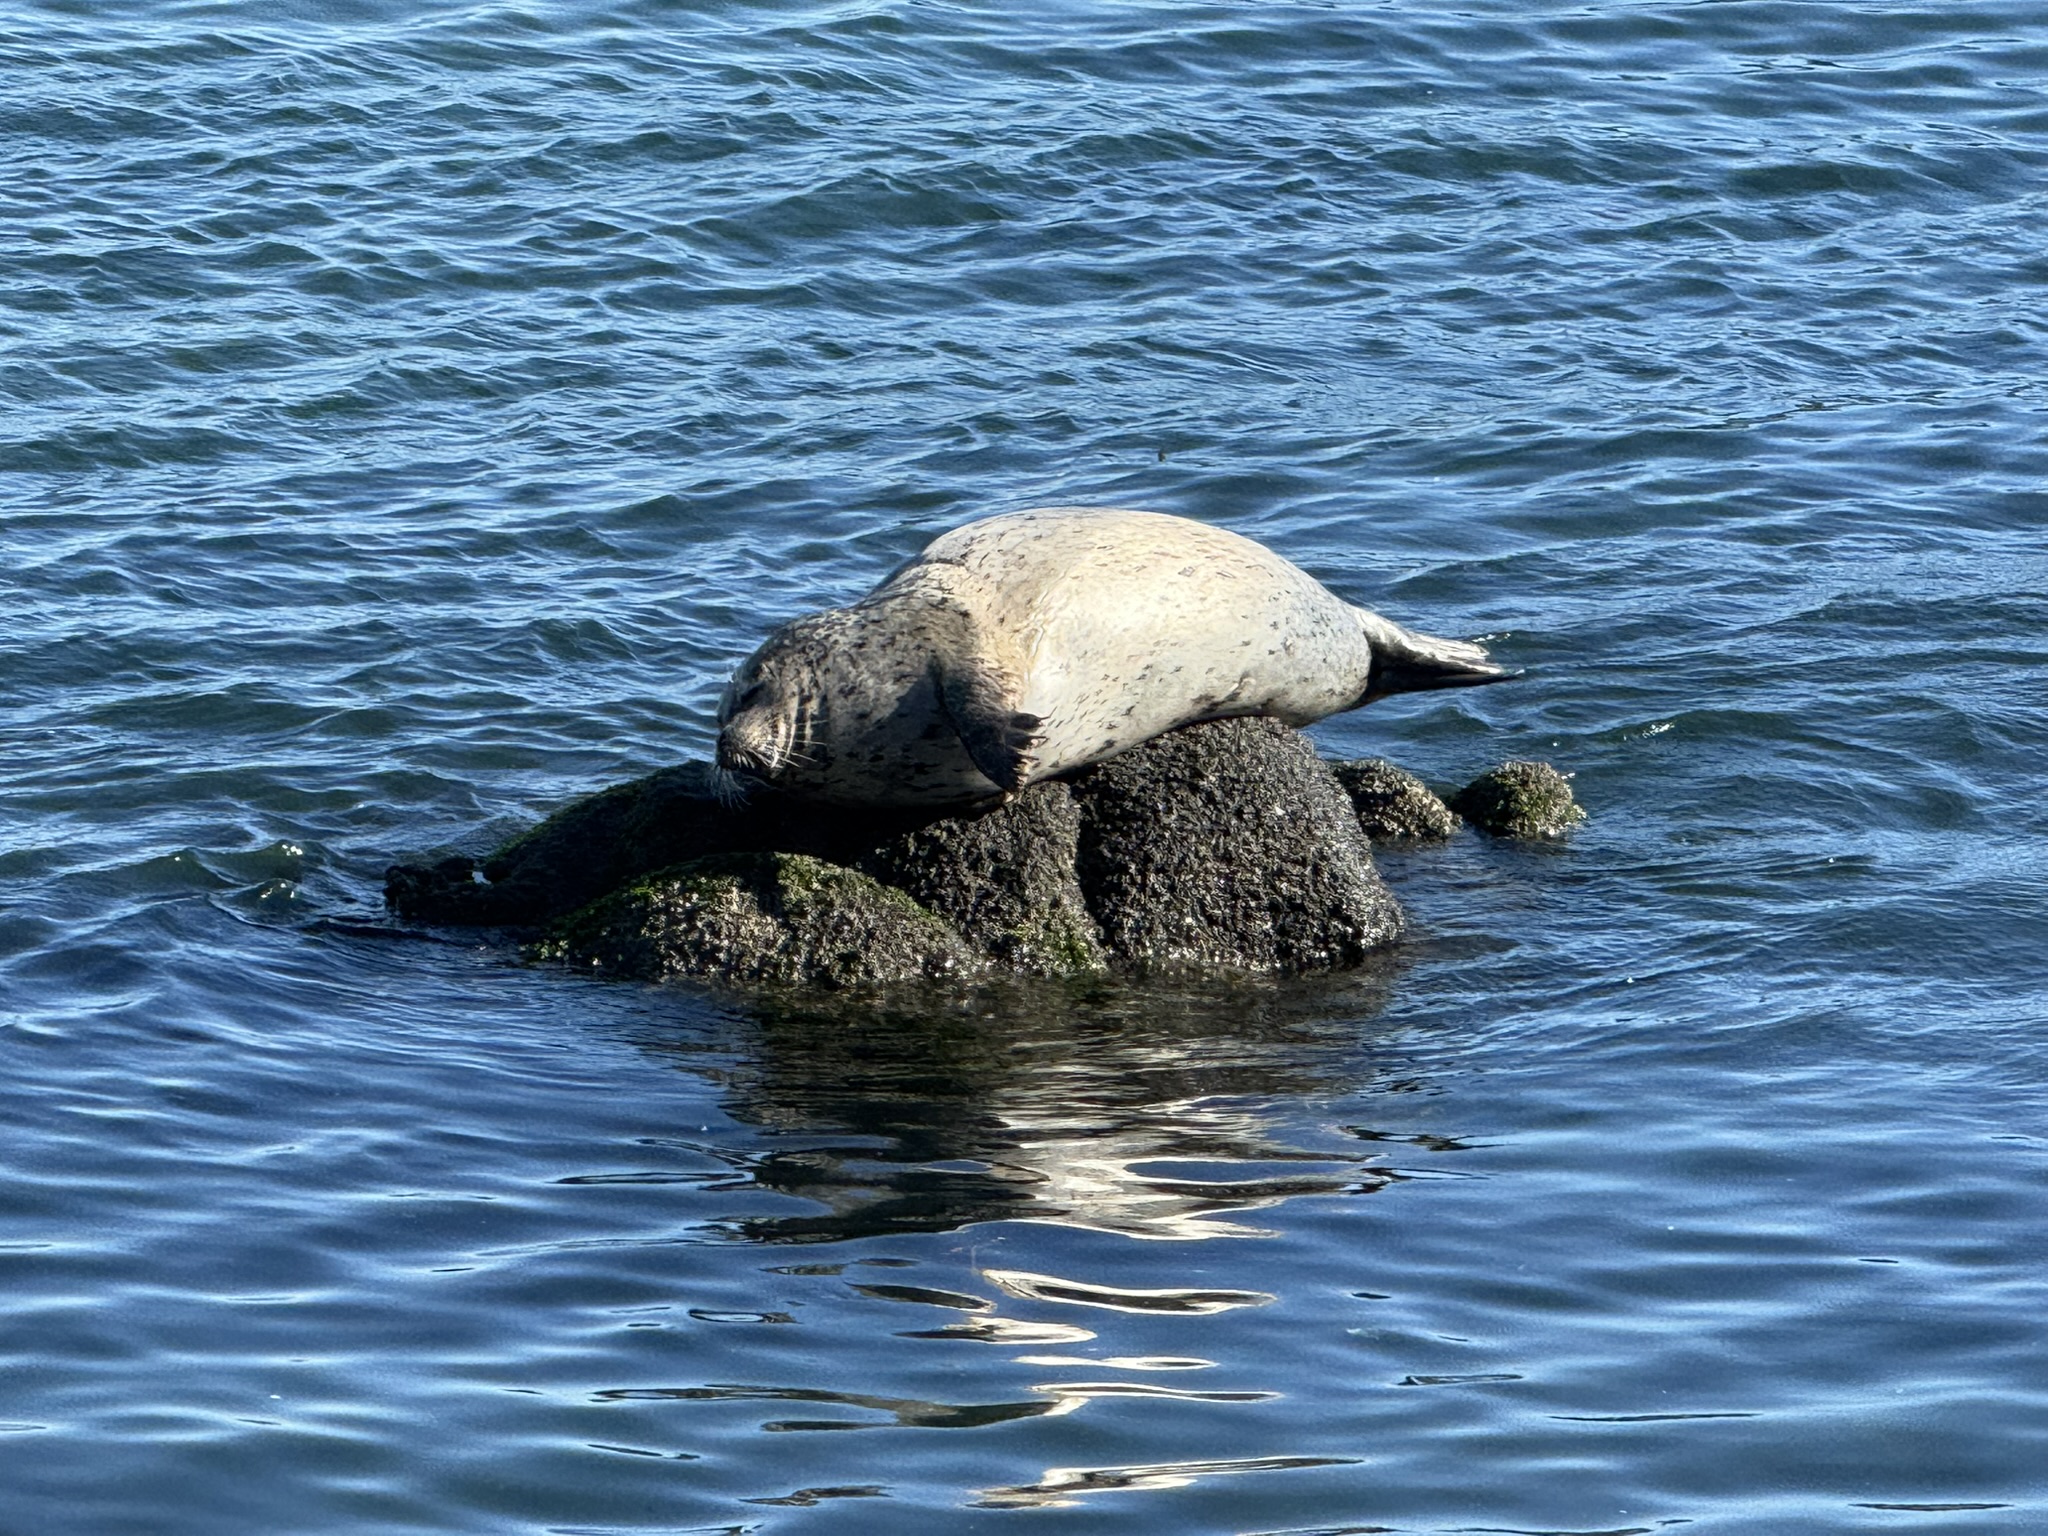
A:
[1357,612,1516,702]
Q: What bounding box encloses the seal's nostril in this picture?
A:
[717,731,767,777]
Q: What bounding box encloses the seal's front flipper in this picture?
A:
[901,562,1042,795]
[938,659,1041,794]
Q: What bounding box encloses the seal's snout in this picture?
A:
[715,727,767,777]
[715,663,783,780]
[718,692,799,783]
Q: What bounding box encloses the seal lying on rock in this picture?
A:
[716,506,1511,808]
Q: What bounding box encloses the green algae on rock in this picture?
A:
[1331,757,1462,841]
[1450,760,1586,840]
[533,852,982,989]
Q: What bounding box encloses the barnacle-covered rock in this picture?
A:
[1331,758,1462,841]
[1450,760,1586,840]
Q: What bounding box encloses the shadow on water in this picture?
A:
[618,958,1448,1248]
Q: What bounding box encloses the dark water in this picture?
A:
[5,1,2046,1530]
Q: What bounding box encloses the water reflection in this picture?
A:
[975,1452,1363,1511]
[632,965,1429,1247]
[588,965,1482,1506]
[983,1268,1273,1314]
[593,1382,1058,1433]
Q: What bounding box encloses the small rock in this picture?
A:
[1331,758,1462,840]
[1449,760,1586,839]
[533,852,981,989]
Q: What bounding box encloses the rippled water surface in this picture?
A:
[5,1,2047,1531]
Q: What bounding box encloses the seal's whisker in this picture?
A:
[709,765,754,809]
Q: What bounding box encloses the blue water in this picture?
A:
[5,1,2047,1531]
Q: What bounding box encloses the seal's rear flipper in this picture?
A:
[1359,613,1517,703]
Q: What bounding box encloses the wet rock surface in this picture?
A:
[384,763,929,929]
[855,781,1108,977]
[1072,718,1402,972]
[1331,757,1462,841]
[385,721,1577,989]
[532,852,982,989]
[1450,759,1587,840]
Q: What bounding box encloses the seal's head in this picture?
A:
[714,659,798,781]
[713,616,833,793]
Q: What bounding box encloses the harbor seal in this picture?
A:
[715,506,1510,808]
